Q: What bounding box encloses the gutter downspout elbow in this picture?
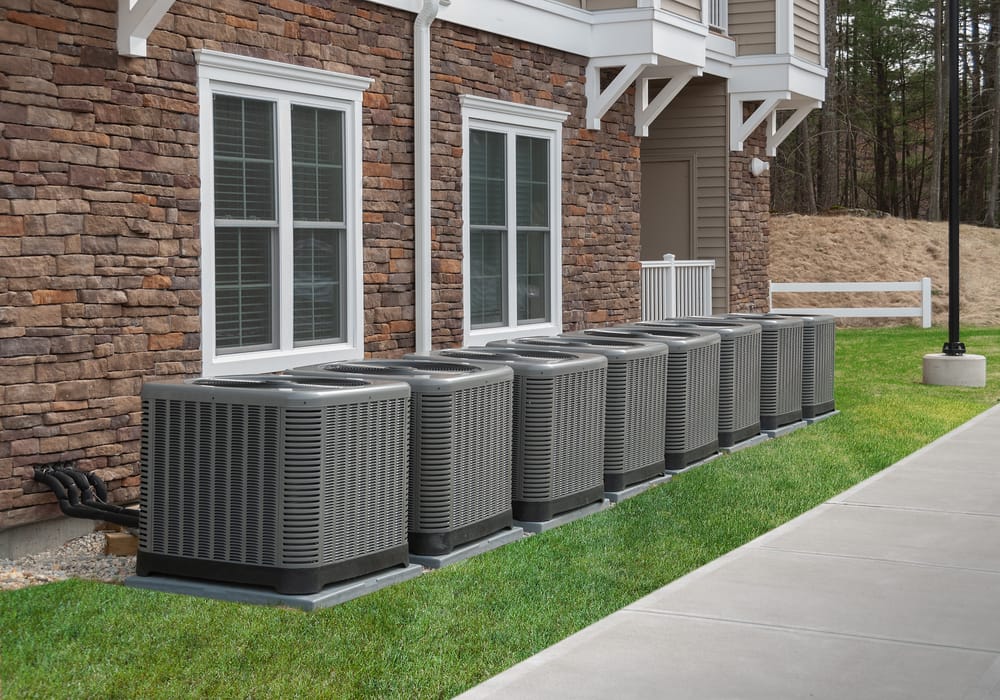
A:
[414,0,445,355]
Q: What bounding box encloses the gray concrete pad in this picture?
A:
[663,451,720,475]
[719,432,769,453]
[514,499,611,534]
[125,563,423,611]
[804,408,840,424]
[409,527,524,569]
[604,473,672,503]
[762,503,1000,573]
[457,611,1000,700]
[762,418,808,438]
[630,548,1000,651]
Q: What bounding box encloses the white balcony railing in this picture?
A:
[707,0,727,31]
[640,254,716,320]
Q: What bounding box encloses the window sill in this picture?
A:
[202,343,362,377]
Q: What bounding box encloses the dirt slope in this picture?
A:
[769,213,1000,326]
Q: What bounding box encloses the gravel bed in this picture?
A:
[0,533,136,592]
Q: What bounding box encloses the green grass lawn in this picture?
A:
[3,326,999,699]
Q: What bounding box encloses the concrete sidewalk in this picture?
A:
[459,403,1000,699]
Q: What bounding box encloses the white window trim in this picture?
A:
[196,50,372,376]
[460,95,569,346]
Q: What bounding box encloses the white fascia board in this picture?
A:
[437,0,595,56]
[590,10,708,66]
[729,56,826,102]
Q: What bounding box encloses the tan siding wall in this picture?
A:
[660,0,702,22]
[642,77,728,312]
[586,0,636,9]
[728,0,776,55]
[793,0,822,64]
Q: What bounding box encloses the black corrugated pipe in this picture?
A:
[33,465,139,529]
[54,465,138,518]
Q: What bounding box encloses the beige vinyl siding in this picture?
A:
[586,0,636,8]
[642,77,728,312]
[551,0,584,7]
[793,0,821,64]
[659,0,702,22]
[728,0,776,55]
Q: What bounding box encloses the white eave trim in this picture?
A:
[118,0,175,56]
[195,50,373,94]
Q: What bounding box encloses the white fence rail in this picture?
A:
[769,278,932,328]
[641,255,716,320]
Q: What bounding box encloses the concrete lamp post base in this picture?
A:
[922,353,987,387]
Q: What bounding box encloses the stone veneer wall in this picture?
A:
[0,2,641,531]
[428,22,642,343]
[728,117,771,312]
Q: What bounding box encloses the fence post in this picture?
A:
[921,277,932,328]
[664,254,677,318]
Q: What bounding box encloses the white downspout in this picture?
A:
[414,0,445,354]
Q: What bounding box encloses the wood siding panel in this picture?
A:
[660,0,702,22]
[729,0,776,55]
[793,0,821,63]
[642,77,728,311]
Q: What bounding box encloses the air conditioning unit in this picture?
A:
[722,314,804,429]
[632,318,762,447]
[425,347,606,522]
[290,359,513,556]
[488,336,669,490]
[771,313,836,418]
[570,328,721,470]
[137,375,410,595]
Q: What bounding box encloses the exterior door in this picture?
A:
[640,158,693,261]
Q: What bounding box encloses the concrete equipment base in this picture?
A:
[805,409,841,425]
[763,419,808,439]
[409,527,524,569]
[0,516,96,560]
[720,433,770,454]
[604,473,673,503]
[923,353,987,387]
[665,452,721,475]
[515,499,612,534]
[124,563,423,612]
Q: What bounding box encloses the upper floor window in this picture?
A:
[461,96,569,345]
[196,51,370,375]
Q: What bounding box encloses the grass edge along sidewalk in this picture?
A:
[2,326,998,699]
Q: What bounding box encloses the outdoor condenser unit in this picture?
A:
[137,375,411,595]
[722,313,804,429]
[772,313,836,418]
[425,347,606,522]
[570,328,721,470]
[632,318,762,447]
[488,336,669,490]
[291,358,514,556]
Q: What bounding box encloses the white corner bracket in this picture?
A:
[765,99,822,156]
[729,92,788,152]
[118,0,175,57]
[586,55,659,131]
[634,66,702,138]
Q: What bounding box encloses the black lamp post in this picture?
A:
[943,0,965,356]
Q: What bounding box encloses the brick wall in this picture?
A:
[428,22,642,344]
[728,117,771,312]
[0,2,642,530]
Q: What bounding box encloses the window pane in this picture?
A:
[517,229,549,324]
[471,228,506,327]
[294,228,344,345]
[215,227,274,350]
[292,106,345,223]
[213,96,275,220]
[470,130,506,227]
[516,136,549,228]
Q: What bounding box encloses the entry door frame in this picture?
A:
[640,152,698,261]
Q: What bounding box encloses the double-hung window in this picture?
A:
[197,51,370,375]
[461,96,568,345]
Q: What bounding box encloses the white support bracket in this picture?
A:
[634,67,702,137]
[765,100,822,156]
[729,92,788,152]
[118,0,175,57]
[585,54,658,131]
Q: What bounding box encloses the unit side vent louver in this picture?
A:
[724,314,804,429]
[138,375,410,594]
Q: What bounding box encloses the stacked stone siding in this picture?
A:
[0,2,642,531]
[728,117,771,312]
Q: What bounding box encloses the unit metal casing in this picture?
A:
[569,328,721,470]
[489,336,669,490]
[291,359,513,556]
[138,375,410,595]
[771,313,836,418]
[634,318,762,447]
[722,313,804,429]
[426,348,606,521]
